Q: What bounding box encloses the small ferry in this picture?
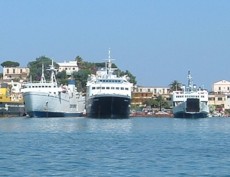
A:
[172,71,209,118]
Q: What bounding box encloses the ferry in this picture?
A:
[85,50,133,118]
[172,71,209,118]
[21,61,85,117]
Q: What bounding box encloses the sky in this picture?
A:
[1,0,230,90]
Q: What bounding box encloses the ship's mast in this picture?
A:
[47,60,57,83]
[40,63,46,83]
[105,49,115,77]
[187,70,193,91]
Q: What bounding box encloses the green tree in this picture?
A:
[155,95,170,110]
[56,70,68,85]
[143,98,158,107]
[27,56,59,82]
[72,69,91,92]
[144,96,170,110]
[75,56,83,69]
[1,61,20,67]
[169,80,182,91]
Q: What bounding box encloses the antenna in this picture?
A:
[47,60,57,83]
[40,63,46,83]
[187,70,193,90]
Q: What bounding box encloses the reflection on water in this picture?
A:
[85,118,133,133]
[0,117,133,133]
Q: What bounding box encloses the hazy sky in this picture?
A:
[1,0,230,90]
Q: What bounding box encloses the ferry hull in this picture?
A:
[26,111,83,118]
[173,99,209,118]
[86,95,131,118]
[23,92,85,118]
[173,111,208,118]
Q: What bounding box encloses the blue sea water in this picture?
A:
[0,117,230,177]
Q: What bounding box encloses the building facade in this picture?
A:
[212,80,230,93]
[132,86,171,106]
[2,67,30,81]
[57,60,79,76]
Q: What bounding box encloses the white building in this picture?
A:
[133,86,170,95]
[3,67,30,81]
[212,80,230,93]
[57,60,79,75]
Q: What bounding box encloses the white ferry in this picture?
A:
[21,61,85,117]
[85,50,133,118]
[172,71,209,118]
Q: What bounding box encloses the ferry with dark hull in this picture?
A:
[172,71,209,118]
[85,51,133,118]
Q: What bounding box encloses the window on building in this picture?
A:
[219,87,221,91]
[13,69,15,74]
[218,97,222,101]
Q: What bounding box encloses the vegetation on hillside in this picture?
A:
[27,56,59,82]
[26,56,137,92]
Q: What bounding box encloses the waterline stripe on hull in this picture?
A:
[27,111,83,118]
[173,112,208,118]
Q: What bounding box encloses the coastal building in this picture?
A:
[212,80,230,93]
[57,60,79,76]
[208,80,230,114]
[132,86,171,106]
[2,67,30,81]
